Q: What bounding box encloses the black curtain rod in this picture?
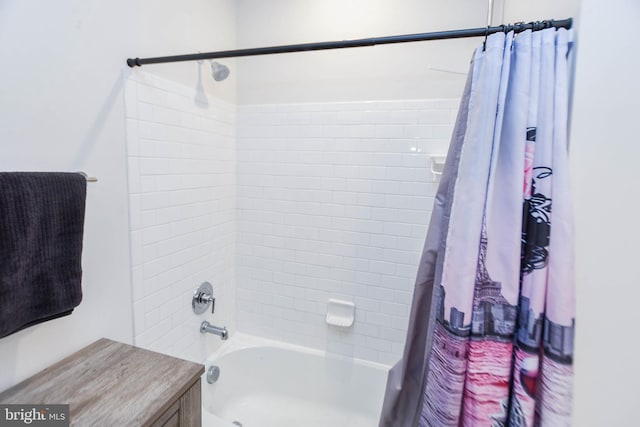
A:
[127,18,572,68]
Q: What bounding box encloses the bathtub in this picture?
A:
[201,333,390,427]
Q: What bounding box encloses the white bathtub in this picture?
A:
[201,333,390,427]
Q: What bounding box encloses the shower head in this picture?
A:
[211,61,230,81]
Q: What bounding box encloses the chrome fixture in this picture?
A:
[192,282,215,314]
[206,365,221,384]
[211,61,230,81]
[200,321,228,340]
[77,172,98,182]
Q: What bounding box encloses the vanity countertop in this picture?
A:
[0,338,204,426]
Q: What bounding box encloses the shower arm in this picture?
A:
[126,18,572,68]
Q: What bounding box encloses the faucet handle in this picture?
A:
[192,282,215,314]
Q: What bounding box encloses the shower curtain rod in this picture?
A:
[126,18,571,67]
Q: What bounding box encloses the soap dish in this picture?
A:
[430,154,447,175]
[325,299,355,328]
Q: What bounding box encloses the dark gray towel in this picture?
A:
[0,172,86,338]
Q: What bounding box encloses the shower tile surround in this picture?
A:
[124,71,236,363]
[236,100,457,364]
[125,71,458,365]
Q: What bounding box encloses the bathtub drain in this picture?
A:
[232,421,243,427]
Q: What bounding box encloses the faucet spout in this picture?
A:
[200,321,228,340]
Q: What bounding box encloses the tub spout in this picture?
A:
[200,321,228,340]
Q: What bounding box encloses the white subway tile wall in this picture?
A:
[237,99,458,365]
[124,70,458,365]
[124,71,236,363]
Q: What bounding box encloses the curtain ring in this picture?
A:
[482,25,490,51]
[500,24,508,43]
[512,21,525,34]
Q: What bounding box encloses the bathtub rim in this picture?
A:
[202,332,394,372]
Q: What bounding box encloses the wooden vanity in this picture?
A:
[0,338,204,426]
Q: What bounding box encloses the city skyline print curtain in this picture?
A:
[379,27,574,427]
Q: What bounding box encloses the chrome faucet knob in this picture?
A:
[192,282,215,314]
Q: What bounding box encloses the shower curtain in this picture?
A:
[379,27,574,427]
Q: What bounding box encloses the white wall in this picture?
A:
[502,0,580,23]
[0,0,235,391]
[237,99,457,364]
[125,71,236,363]
[234,0,581,105]
[570,0,639,425]
[235,0,490,104]
[127,1,237,103]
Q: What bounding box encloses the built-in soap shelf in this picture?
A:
[325,299,355,328]
[430,155,446,176]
